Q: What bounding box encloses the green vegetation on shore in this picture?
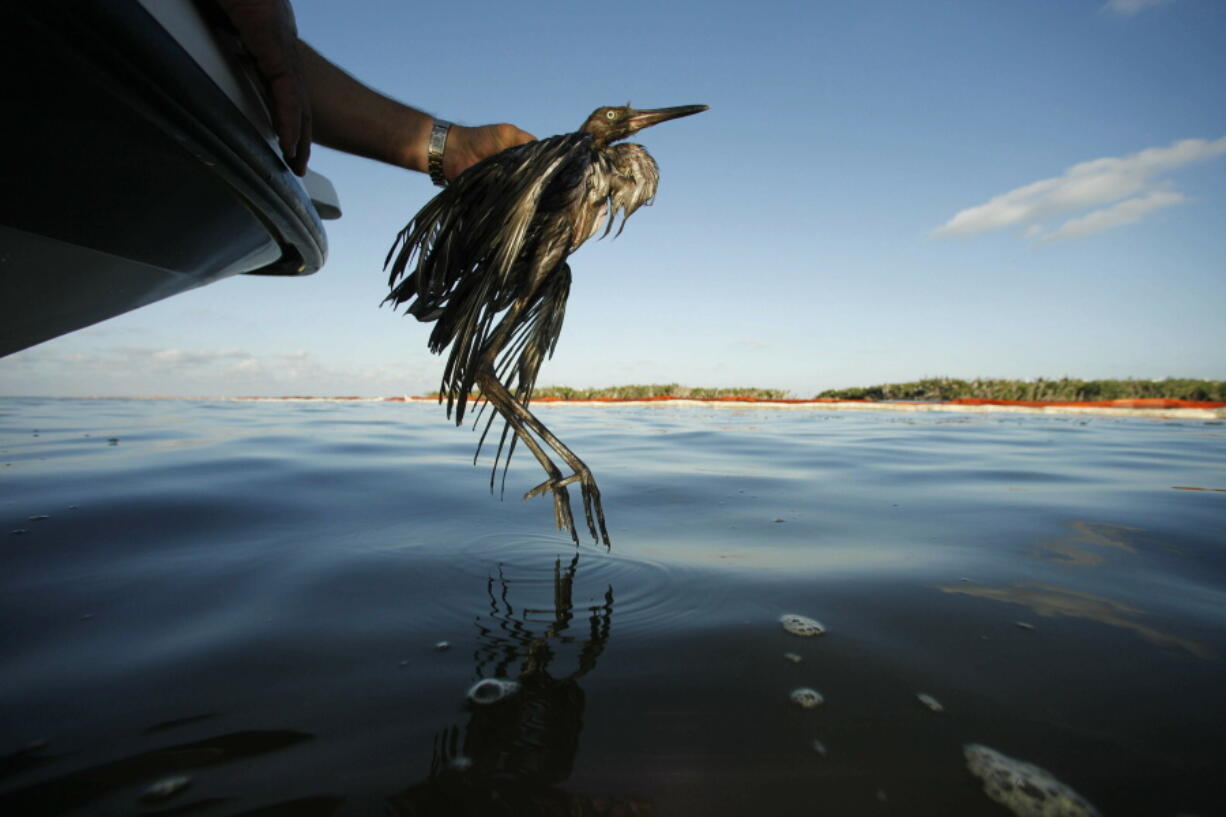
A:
[424,378,1224,402]
[816,377,1226,402]
[532,383,792,400]
[426,384,792,400]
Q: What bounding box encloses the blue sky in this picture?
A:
[4,0,1224,397]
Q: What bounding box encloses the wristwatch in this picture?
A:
[428,118,451,187]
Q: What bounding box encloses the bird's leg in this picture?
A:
[475,370,580,544]
[476,371,610,546]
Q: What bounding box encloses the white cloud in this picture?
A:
[0,345,426,397]
[1102,0,1173,16]
[1040,190,1186,242]
[934,136,1226,242]
[147,347,256,369]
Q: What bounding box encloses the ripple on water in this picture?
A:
[428,531,719,639]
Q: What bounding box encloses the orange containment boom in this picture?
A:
[947,398,1226,410]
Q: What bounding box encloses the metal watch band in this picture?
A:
[427,119,452,187]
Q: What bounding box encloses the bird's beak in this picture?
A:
[625,104,709,134]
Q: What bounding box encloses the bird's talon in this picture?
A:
[523,473,608,546]
[525,473,581,500]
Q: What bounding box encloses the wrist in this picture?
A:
[442,124,473,182]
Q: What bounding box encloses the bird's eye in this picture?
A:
[606,110,617,120]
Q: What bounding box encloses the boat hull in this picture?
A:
[1,0,333,356]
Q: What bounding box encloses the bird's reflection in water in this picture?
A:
[389,554,654,816]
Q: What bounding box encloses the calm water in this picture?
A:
[2,398,1224,816]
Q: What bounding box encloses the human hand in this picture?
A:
[215,0,311,175]
[443,123,536,180]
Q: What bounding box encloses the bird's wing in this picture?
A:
[384,132,595,420]
[447,147,592,423]
[384,132,589,324]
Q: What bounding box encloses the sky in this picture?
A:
[3,0,1224,398]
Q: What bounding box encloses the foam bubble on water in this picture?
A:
[466,678,521,706]
[783,652,802,663]
[917,692,944,713]
[790,687,824,709]
[141,776,191,802]
[780,614,825,637]
[964,744,1101,817]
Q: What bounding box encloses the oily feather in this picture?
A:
[384,131,661,459]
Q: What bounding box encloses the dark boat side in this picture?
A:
[0,0,338,357]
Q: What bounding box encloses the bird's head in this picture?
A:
[580,103,709,147]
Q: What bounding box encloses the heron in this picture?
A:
[385,102,708,547]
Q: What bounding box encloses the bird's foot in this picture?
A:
[525,470,610,547]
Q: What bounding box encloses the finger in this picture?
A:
[293,107,312,176]
[270,80,299,154]
[497,124,534,148]
[269,74,308,173]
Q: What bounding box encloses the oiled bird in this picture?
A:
[385,103,708,546]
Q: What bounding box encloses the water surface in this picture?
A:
[2,398,1224,815]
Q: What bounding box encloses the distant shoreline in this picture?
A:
[33,395,1226,420]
